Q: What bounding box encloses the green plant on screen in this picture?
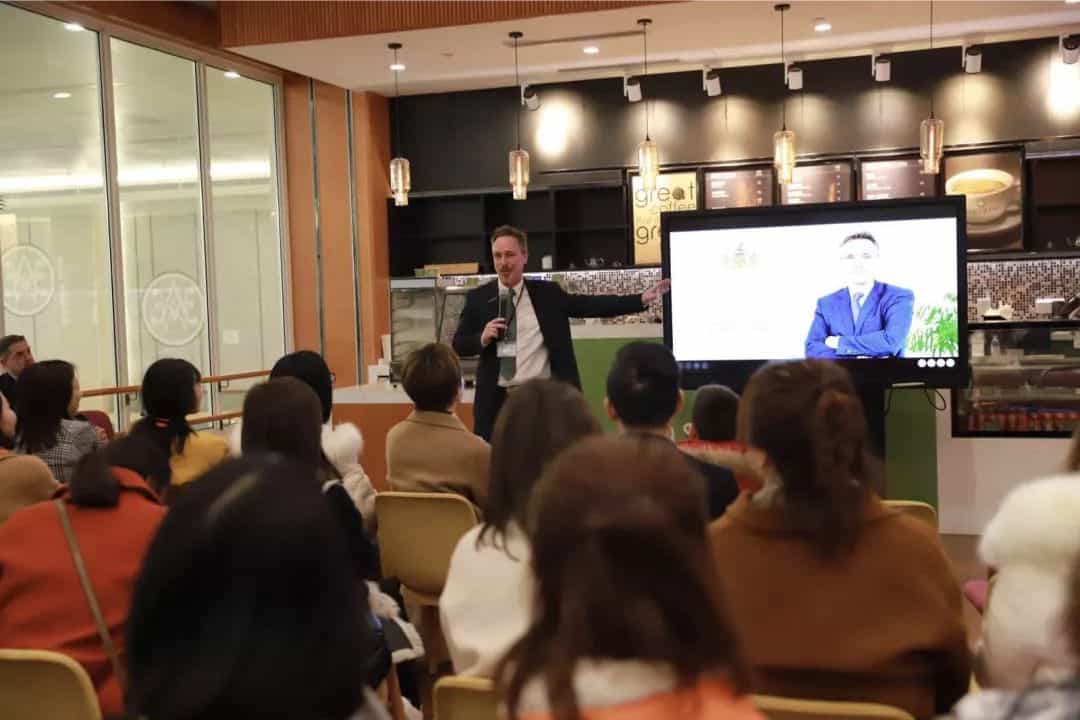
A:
[906,293,959,356]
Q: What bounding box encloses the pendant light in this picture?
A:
[773,4,796,185]
[919,0,944,175]
[636,18,659,192]
[509,31,530,200]
[388,42,410,206]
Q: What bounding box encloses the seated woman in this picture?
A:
[0,432,168,718]
[387,343,490,510]
[441,379,601,676]
[230,350,376,524]
[944,548,1080,719]
[14,360,103,483]
[498,435,762,720]
[973,467,1080,688]
[126,456,389,720]
[131,358,228,492]
[709,360,970,720]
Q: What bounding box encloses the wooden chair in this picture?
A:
[434,675,497,720]
[754,694,915,720]
[882,499,938,530]
[0,648,102,720]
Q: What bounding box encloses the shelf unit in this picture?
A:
[1027,156,1080,252]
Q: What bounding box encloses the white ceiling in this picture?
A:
[233,0,1080,95]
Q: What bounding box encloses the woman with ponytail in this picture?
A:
[709,360,970,720]
[131,359,227,491]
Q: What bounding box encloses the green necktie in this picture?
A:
[499,287,517,382]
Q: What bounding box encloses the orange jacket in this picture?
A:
[0,467,165,717]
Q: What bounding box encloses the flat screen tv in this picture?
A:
[661,196,968,389]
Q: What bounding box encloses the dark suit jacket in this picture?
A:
[0,374,16,408]
[453,279,646,439]
[805,281,915,359]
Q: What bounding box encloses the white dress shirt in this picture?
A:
[498,279,550,387]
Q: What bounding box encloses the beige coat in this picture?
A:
[0,450,58,525]
[386,410,489,510]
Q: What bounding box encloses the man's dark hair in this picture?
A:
[490,225,528,254]
[0,334,27,359]
[401,343,461,412]
[839,231,879,249]
[606,342,680,429]
[691,384,741,443]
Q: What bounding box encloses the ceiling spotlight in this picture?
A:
[703,67,722,97]
[786,63,803,90]
[521,83,540,110]
[963,45,982,74]
[813,18,832,32]
[624,74,643,103]
[52,91,71,99]
[583,45,600,55]
[1063,34,1080,65]
[224,70,241,79]
[63,23,85,32]
[873,54,891,82]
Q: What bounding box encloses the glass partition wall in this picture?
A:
[0,4,288,430]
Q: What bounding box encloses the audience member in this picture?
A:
[0,432,168,717]
[709,360,970,719]
[441,379,601,676]
[0,446,56,525]
[687,384,740,442]
[387,343,489,510]
[944,545,1080,719]
[0,334,33,407]
[973,471,1080,688]
[125,456,389,720]
[131,358,228,490]
[229,350,375,524]
[1,392,15,443]
[498,435,762,720]
[241,377,379,581]
[14,360,103,483]
[605,342,739,519]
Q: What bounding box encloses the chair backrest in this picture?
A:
[435,675,497,720]
[0,648,102,720]
[376,491,479,596]
[79,410,115,441]
[754,695,914,720]
[882,499,938,530]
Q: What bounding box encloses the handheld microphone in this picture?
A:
[497,287,513,340]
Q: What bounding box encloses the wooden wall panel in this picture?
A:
[350,92,391,382]
[282,73,320,352]
[220,0,662,46]
[314,81,360,385]
[66,0,221,49]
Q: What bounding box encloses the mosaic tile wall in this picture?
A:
[968,258,1080,320]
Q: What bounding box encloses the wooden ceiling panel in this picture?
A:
[219,1,666,47]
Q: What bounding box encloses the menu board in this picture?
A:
[944,150,1024,253]
[704,168,774,209]
[860,158,937,200]
[780,163,853,205]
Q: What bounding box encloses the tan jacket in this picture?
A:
[386,410,489,510]
[710,493,971,720]
[0,450,58,525]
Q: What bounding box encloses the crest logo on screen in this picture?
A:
[722,243,759,271]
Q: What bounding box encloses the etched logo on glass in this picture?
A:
[141,272,205,347]
[2,245,55,317]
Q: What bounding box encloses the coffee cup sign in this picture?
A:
[632,172,698,265]
[945,168,1018,224]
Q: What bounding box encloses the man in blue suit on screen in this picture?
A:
[805,231,914,359]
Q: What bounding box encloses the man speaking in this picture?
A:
[453,226,670,440]
[805,231,914,359]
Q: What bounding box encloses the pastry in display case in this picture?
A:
[953,320,1080,437]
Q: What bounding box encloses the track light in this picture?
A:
[1063,34,1080,65]
[963,45,982,74]
[703,67,722,97]
[786,63,803,90]
[624,75,643,103]
[521,84,540,110]
[872,54,891,82]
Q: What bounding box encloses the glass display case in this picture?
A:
[952,320,1080,437]
[388,278,475,381]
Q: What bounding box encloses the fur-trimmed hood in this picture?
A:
[979,473,1080,569]
[227,420,363,475]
